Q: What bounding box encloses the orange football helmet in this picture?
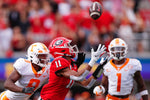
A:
[108,38,128,61]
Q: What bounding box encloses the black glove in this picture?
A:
[22,87,35,93]
[75,52,86,68]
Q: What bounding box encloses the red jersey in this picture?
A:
[41,57,78,100]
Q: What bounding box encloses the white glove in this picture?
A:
[99,57,105,64]
[88,44,106,67]
[93,85,105,96]
[99,53,113,64]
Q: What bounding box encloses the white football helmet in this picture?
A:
[27,42,50,67]
[108,38,128,61]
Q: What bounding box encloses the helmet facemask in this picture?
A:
[110,46,127,61]
[36,54,50,67]
[29,53,50,68]
[67,42,79,58]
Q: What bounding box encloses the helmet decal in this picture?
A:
[55,40,63,46]
[115,38,120,45]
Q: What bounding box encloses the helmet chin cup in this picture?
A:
[116,53,120,59]
[113,56,124,61]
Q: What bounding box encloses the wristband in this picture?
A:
[140,90,148,96]
[92,64,104,79]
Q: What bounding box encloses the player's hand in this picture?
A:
[99,55,109,66]
[88,44,106,67]
[75,52,86,68]
[100,55,112,66]
[93,85,105,96]
[22,87,35,93]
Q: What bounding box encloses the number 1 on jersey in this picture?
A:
[116,73,121,92]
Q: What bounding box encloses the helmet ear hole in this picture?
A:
[61,50,65,52]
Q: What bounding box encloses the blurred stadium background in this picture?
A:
[0,0,150,99]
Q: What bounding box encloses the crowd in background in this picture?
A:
[0,0,149,58]
[0,0,150,99]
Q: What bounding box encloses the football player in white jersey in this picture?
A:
[93,38,148,100]
[0,42,50,100]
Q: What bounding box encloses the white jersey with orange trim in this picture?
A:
[103,58,142,95]
[3,58,50,100]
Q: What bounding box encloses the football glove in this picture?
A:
[22,87,35,93]
[88,44,106,67]
[74,52,86,68]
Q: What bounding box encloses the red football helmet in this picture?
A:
[49,37,79,58]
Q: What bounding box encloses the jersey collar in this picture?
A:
[110,58,129,71]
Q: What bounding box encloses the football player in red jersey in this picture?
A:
[40,37,106,100]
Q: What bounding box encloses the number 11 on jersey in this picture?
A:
[55,60,62,68]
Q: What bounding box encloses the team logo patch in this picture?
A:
[55,40,63,46]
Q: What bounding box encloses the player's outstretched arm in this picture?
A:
[57,44,106,89]
[76,53,109,89]
[75,44,106,76]
[71,44,106,81]
[4,68,23,92]
[134,71,148,100]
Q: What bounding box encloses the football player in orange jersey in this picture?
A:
[93,38,148,100]
[0,42,50,100]
[40,37,106,100]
